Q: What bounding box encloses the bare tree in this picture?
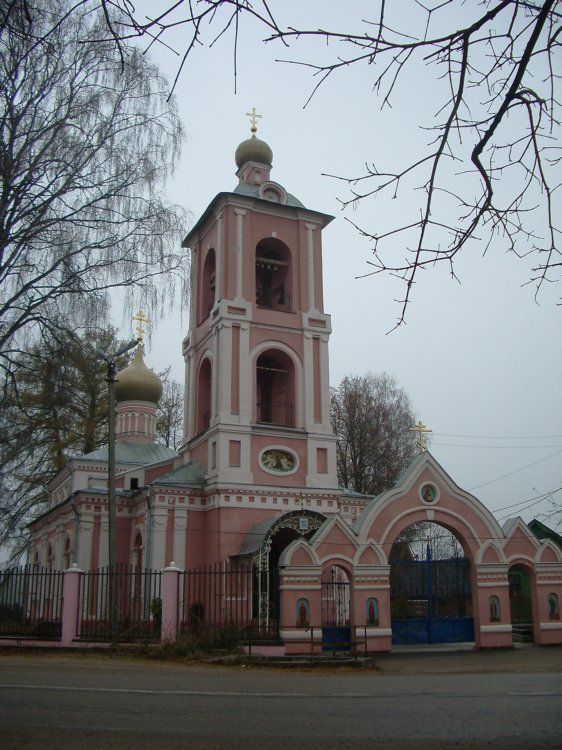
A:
[0,326,133,561]
[331,372,418,497]
[156,368,184,449]
[24,0,558,325]
[0,0,187,388]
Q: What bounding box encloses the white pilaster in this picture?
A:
[305,223,317,312]
[234,208,246,301]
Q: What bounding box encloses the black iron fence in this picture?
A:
[0,564,64,639]
[179,561,256,635]
[78,564,162,641]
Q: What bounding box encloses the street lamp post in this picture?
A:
[96,339,137,638]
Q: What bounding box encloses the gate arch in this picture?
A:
[389,521,474,645]
[239,510,327,633]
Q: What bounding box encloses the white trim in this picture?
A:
[540,621,562,631]
[280,629,321,641]
[365,628,392,637]
[480,624,512,634]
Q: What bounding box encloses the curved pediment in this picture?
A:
[279,538,320,567]
[355,452,504,550]
[354,541,386,566]
[503,517,540,561]
[477,540,507,564]
[536,540,562,564]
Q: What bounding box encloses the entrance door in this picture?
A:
[391,546,474,645]
[509,565,534,642]
[321,566,351,652]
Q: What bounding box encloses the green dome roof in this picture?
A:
[114,346,163,404]
[235,134,273,168]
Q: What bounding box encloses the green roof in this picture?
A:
[529,519,562,551]
[151,460,206,488]
[79,441,178,465]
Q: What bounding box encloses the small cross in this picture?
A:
[246,107,262,134]
[409,420,432,452]
[132,310,150,341]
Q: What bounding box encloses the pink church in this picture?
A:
[27,122,562,653]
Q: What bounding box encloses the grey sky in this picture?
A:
[121,1,561,531]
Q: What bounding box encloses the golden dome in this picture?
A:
[235,134,273,169]
[114,345,163,404]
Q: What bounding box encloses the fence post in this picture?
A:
[161,562,181,643]
[61,564,82,647]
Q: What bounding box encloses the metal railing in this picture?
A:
[78,564,162,641]
[256,401,294,427]
[0,564,64,639]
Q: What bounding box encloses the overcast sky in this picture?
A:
[120,1,561,532]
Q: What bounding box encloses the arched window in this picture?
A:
[196,358,212,434]
[255,239,291,311]
[63,537,72,570]
[46,544,54,571]
[256,350,295,427]
[199,248,216,323]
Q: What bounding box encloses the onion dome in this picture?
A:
[235,134,273,169]
[114,345,163,404]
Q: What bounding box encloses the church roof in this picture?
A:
[151,460,206,488]
[232,183,305,208]
[528,518,562,550]
[80,441,178,465]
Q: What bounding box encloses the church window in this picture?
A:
[63,537,71,570]
[256,350,295,427]
[255,238,291,312]
[196,358,212,434]
[199,248,216,323]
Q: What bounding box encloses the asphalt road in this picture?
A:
[1,649,561,749]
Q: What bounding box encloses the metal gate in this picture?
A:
[321,566,351,652]
[391,547,474,645]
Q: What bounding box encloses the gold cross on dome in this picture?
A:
[132,310,150,341]
[409,420,432,452]
[246,107,262,134]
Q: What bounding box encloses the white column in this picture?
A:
[234,208,246,301]
[239,323,252,424]
[319,334,332,430]
[302,331,315,429]
[173,507,188,569]
[216,322,232,421]
[215,211,223,301]
[305,223,317,312]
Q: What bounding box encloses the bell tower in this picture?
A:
[180,115,338,495]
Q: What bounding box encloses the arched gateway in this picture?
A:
[276,453,562,654]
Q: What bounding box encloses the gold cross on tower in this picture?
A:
[409,420,432,452]
[246,107,262,134]
[132,310,150,342]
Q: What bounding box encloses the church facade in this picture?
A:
[27,121,562,652]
